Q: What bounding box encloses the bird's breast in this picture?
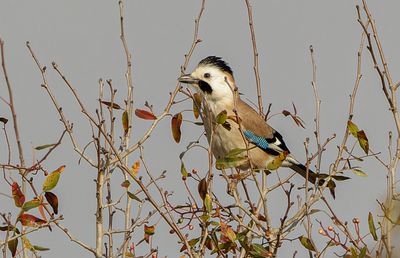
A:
[209,123,246,158]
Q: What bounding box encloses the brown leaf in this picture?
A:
[101,101,121,110]
[282,104,305,128]
[198,178,207,200]
[220,222,236,242]
[357,130,369,154]
[0,117,8,124]
[135,109,157,120]
[192,93,201,119]
[171,113,182,143]
[45,192,59,214]
[121,180,130,188]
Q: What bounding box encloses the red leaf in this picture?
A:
[135,109,156,120]
[38,204,47,221]
[121,180,130,188]
[45,192,59,214]
[12,182,25,207]
[18,213,47,227]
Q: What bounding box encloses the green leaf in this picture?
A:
[299,235,316,252]
[199,214,210,222]
[42,165,65,192]
[350,246,358,257]
[144,224,155,235]
[352,168,368,177]
[216,110,227,124]
[127,191,141,202]
[249,243,271,258]
[34,143,56,150]
[189,237,200,247]
[122,110,129,135]
[211,242,234,255]
[332,175,351,181]
[347,120,359,137]
[210,221,219,227]
[180,162,188,177]
[308,209,321,215]
[368,212,378,241]
[204,194,212,213]
[359,246,367,258]
[125,252,135,257]
[22,199,41,212]
[267,151,288,170]
[216,156,248,170]
[8,236,18,257]
[33,245,50,251]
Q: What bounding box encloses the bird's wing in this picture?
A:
[236,99,290,156]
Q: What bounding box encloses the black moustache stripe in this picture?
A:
[198,80,213,94]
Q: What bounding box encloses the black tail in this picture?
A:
[289,163,336,198]
[289,163,318,184]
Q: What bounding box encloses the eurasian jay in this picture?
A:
[178,56,326,186]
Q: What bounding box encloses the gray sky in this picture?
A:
[1,0,399,257]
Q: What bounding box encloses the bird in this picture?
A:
[178,56,332,190]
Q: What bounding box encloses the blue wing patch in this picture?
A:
[243,130,269,150]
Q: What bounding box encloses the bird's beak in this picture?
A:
[178,74,199,84]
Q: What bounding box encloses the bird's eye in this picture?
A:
[204,73,210,78]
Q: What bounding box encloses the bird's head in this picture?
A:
[178,56,236,104]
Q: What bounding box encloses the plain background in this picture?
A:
[1,0,399,257]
